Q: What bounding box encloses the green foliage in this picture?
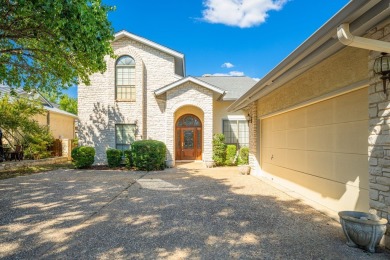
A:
[71,146,95,168]
[24,126,54,159]
[59,95,77,115]
[123,150,132,169]
[238,147,249,165]
[0,0,115,93]
[225,145,237,166]
[106,148,122,168]
[212,134,226,166]
[0,94,55,159]
[131,140,166,171]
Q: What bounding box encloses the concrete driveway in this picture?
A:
[0,163,389,259]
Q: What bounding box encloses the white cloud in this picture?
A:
[211,71,245,76]
[202,0,288,28]
[252,77,260,81]
[221,62,234,68]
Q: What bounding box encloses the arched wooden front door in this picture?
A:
[175,114,202,160]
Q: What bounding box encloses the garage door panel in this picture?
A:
[286,128,307,150]
[307,98,334,127]
[287,108,307,129]
[272,130,286,148]
[273,113,288,131]
[334,88,367,123]
[335,120,368,154]
[262,163,369,212]
[261,87,368,214]
[306,124,335,152]
[285,149,308,173]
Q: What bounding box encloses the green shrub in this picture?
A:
[131,140,166,171]
[238,146,249,165]
[212,133,226,166]
[225,145,237,166]
[123,149,132,168]
[106,148,122,168]
[71,146,95,168]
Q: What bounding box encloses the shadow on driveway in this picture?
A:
[0,166,388,259]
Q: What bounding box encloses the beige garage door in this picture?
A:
[261,87,368,213]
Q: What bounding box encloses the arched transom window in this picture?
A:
[116,55,135,101]
[176,114,201,127]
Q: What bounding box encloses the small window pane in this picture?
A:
[223,120,249,148]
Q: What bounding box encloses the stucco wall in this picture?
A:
[257,47,369,117]
[78,37,178,163]
[213,101,246,134]
[35,112,75,139]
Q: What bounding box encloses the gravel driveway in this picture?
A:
[0,163,389,259]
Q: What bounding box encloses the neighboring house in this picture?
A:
[0,84,77,140]
[78,31,255,165]
[229,1,390,247]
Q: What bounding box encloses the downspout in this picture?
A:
[337,23,390,53]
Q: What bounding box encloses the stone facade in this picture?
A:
[78,34,225,165]
[367,20,390,247]
[165,82,214,165]
[78,36,181,163]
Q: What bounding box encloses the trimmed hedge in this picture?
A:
[106,149,122,168]
[212,134,226,166]
[225,145,237,166]
[239,146,249,165]
[131,140,166,171]
[71,146,95,168]
[124,149,132,168]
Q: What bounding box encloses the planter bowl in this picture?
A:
[338,211,387,253]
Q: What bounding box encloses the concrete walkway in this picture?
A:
[0,163,389,259]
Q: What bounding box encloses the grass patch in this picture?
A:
[0,162,74,180]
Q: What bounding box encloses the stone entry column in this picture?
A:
[367,20,390,248]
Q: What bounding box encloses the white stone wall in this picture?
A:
[166,82,214,164]
[78,37,178,164]
[367,20,390,248]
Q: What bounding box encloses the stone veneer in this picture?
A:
[78,37,179,164]
[367,19,390,248]
[165,82,214,165]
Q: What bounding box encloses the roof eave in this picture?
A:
[229,0,388,112]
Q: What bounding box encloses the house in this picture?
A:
[229,1,390,247]
[0,84,77,141]
[77,31,255,165]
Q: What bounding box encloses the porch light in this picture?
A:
[373,53,390,95]
[246,113,252,124]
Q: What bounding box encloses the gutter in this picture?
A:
[337,23,390,53]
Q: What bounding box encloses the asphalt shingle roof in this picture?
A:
[195,76,257,101]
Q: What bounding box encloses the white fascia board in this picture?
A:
[154,77,225,96]
[114,31,184,59]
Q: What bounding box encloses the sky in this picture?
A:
[64,0,350,98]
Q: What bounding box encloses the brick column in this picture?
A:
[367,20,390,248]
[248,102,258,173]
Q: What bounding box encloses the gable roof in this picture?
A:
[154,76,225,97]
[196,76,257,101]
[0,84,78,118]
[114,30,186,77]
[229,0,390,111]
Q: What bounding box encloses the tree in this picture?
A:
[59,94,77,115]
[0,0,115,93]
[0,94,54,158]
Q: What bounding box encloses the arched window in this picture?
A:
[116,55,135,101]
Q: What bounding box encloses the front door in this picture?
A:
[176,114,202,160]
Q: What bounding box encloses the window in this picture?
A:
[116,55,135,101]
[115,124,136,151]
[223,120,249,148]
